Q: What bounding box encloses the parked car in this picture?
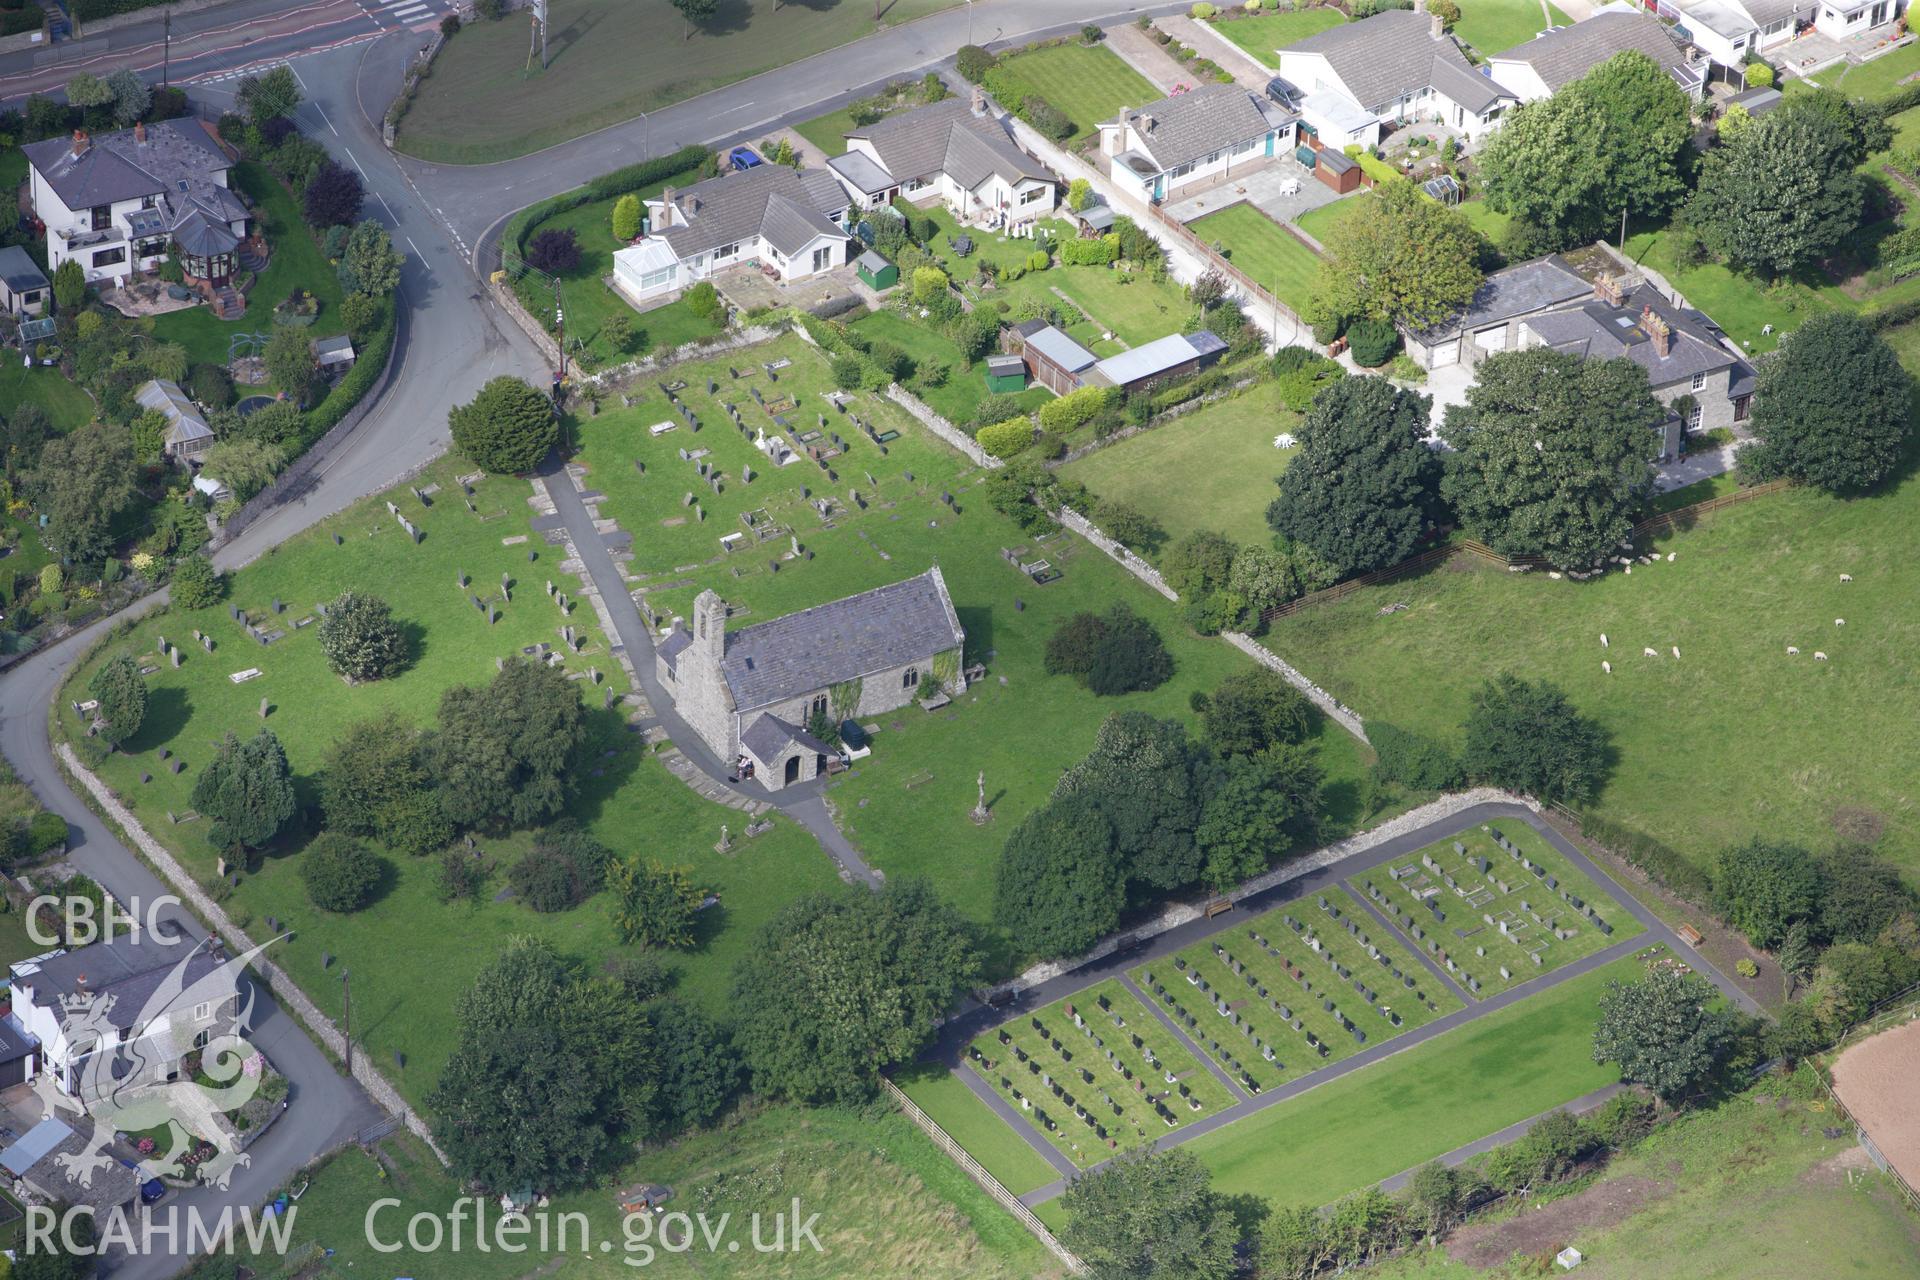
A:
[728,147,762,172]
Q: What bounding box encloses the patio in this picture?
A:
[711,261,877,315]
[1163,154,1343,229]
[1778,23,1911,78]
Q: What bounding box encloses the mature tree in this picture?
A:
[1088,605,1172,696]
[237,66,300,128]
[1714,838,1821,949]
[1817,843,1913,945]
[1195,745,1322,892]
[732,879,979,1104]
[300,832,385,912]
[317,590,409,682]
[1812,941,1915,1025]
[1404,1162,1466,1235]
[201,438,285,501]
[426,658,590,830]
[1309,181,1484,329]
[1060,1147,1239,1280]
[263,323,321,406]
[671,0,717,38]
[1160,530,1237,600]
[320,717,433,839]
[1777,918,1819,988]
[646,1000,741,1135]
[431,937,657,1191]
[449,375,558,474]
[995,793,1123,960]
[1593,968,1738,1100]
[1742,313,1910,493]
[339,220,405,296]
[1056,713,1208,892]
[303,159,364,229]
[1201,668,1312,757]
[525,226,582,274]
[51,258,85,312]
[192,730,297,856]
[169,554,224,609]
[1477,50,1692,248]
[1461,674,1608,804]
[1688,108,1863,277]
[1776,85,1892,167]
[30,422,136,567]
[105,68,151,128]
[88,654,148,748]
[1441,347,1660,569]
[14,1208,93,1280]
[607,857,704,949]
[510,825,614,912]
[1,402,53,478]
[1270,374,1440,575]
[64,72,113,109]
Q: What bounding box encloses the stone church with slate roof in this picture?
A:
[656,568,966,791]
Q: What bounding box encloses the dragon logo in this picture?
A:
[30,934,279,1193]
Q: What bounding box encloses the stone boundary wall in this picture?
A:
[1000,788,1533,992]
[884,383,996,467]
[1220,630,1368,743]
[1052,374,1262,467]
[56,745,447,1165]
[583,324,786,389]
[1055,505,1176,601]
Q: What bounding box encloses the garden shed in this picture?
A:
[855,251,897,291]
[984,353,1028,392]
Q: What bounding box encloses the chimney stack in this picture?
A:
[1642,305,1672,358]
[70,129,89,159]
[1594,272,1621,307]
[971,85,987,117]
[1431,10,1445,38]
[659,186,676,228]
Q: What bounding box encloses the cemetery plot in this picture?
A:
[575,335,971,578]
[967,979,1234,1168]
[1350,822,1644,998]
[1130,886,1463,1094]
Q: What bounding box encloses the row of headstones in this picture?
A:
[1487,830,1615,935]
[1148,969,1270,1089]
[1308,900,1446,1013]
[1161,955,1340,1073]
[990,1022,1188,1136]
[383,500,421,543]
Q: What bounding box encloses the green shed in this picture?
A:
[855,250,898,291]
[984,353,1027,393]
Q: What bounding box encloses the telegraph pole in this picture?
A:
[162,11,171,87]
[535,0,549,69]
[341,969,352,1077]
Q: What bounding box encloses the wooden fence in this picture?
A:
[1260,482,1791,623]
[878,1076,1086,1275]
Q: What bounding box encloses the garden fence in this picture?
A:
[877,1076,1086,1276]
[1814,1068,1920,1217]
[1260,482,1793,623]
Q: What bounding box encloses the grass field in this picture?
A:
[0,361,95,433]
[59,455,842,1107]
[850,307,1053,425]
[148,163,347,371]
[1061,380,1299,552]
[1803,40,1920,102]
[1188,203,1322,312]
[992,259,1197,348]
[1352,821,1643,997]
[1450,0,1572,56]
[895,1063,1060,1195]
[1132,884,1464,1093]
[986,43,1158,142]
[1181,949,1652,1208]
[396,0,963,163]
[203,1107,1060,1279]
[1366,1075,1920,1279]
[512,175,724,371]
[1260,454,1920,883]
[968,978,1238,1166]
[574,334,1380,971]
[1208,10,1348,68]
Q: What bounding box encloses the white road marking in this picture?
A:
[406,235,428,265]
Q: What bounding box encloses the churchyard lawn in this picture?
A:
[1188,203,1323,314]
[895,1062,1062,1196]
[1352,822,1643,998]
[1208,10,1349,68]
[1060,379,1300,552]
[1133,885,1464,1095]
[1259,450,1920,885]
[58,456,840,1106]
[572,332,1378,973]
[194,1108,1060,1280]
[968,978,1238,1167]
[1181,947,1659,1208]
[984,44,1158,143]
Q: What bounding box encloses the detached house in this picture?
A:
[23,120,251,288]
[1098,83,1296,202]
[1487,12,1705,102]
[1275,7,1514,149]
[828,95,1058,223]
[610,163,850,304]
[657,569,966,791]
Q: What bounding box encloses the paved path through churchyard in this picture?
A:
[926,802,1758,1206]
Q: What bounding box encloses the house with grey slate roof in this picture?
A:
[828,94,1058,224]
[1097,83,1297,203]
[1275,5,1514,148]
[23,120,250,288]
[1487,12,1704,102]
[656,568,966,790]
[610,163,851,304]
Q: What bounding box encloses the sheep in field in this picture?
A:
[1600,634,1609,648]
[1836,619,1846,627]
[1643,647,1658,657]
[1602,661,1612,674]
[1672,646,1681,659]
[1787,646,1799,655]
[1840,574,1852,582]
[1666,553,1675,562]
[1815,652,1829,661]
